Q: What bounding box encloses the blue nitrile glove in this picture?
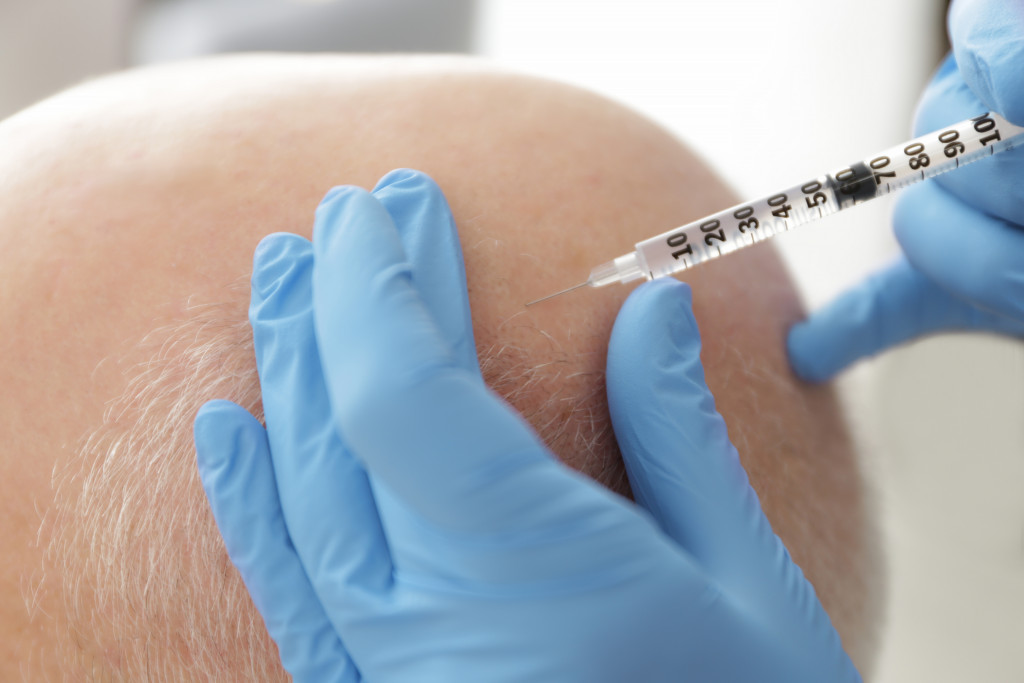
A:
[788,0,1024,382]
[193,169,859,682]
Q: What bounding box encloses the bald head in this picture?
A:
[0,55,880,680]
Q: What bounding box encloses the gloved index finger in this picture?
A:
[310,187,630,543]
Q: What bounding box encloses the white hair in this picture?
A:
[33,289,285,682]
[26,284,622,681]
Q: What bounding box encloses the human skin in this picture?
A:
[0,55,880,680]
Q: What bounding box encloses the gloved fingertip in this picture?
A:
[312,185,386,259]
[785,260,943,382]
[373,170,449,225]
[373,168,432,193]
[620,278,694,335]
[195,397,244,419]
[193,400,258,475]
[251,233,313,302]
[194,398,241,438]
[785,322,832,384]
[643,276,692,306]
[319,184,351,207]
[611,279,698,370]
[609,279,701,390]
[651,278,698,350]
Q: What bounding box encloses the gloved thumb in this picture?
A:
[607,280,826,631]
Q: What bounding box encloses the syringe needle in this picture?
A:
[525,281,590,307]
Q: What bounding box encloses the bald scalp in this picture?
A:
[0,55,880,680]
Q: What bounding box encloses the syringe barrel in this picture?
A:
[630,111,1024,284]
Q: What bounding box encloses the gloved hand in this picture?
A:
[788,0,1024,382]
[193,169,859,682]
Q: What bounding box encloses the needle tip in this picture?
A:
[525,280,590,307]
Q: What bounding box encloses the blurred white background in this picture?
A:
[1,1,1020,680]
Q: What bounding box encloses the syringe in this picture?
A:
[526,111,1024,306]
